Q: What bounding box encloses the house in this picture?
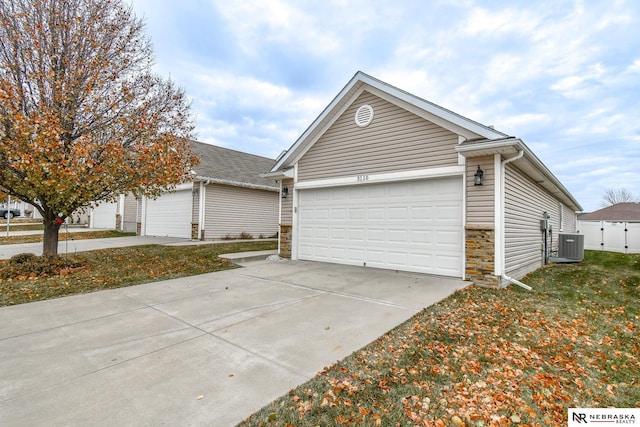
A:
[263,71,582,287]
[134,140,279,240]
[577,202,640,253]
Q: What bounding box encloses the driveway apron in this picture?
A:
[0,260,467,426]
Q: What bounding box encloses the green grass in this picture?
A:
[0,230,136,245]
[0,240,277,306]
[238,250,640,427]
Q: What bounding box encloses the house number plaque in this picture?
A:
[356,175,369,182]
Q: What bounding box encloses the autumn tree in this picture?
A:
[601,188,638,207]
[0,0,198,256]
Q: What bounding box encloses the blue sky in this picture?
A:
[130,0,640,212]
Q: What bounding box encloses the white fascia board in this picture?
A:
[173,182,194,192]
[194,176,278,192]
[456,138,521,156]
[295,166,464,190]
[261,168,294,179]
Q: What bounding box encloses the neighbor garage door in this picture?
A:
[297,177,463,277]
[91,201,117,229]
[144,190,192,238]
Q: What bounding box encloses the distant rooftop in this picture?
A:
[578,202,640,221]
[189,140,277,191]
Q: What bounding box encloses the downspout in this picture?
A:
[498,149,532,291]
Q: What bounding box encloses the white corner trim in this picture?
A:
[294,166,465,190]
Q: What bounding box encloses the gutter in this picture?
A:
[498,150,532,291]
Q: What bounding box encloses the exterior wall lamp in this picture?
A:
[281,187,289,198]
[474,165,484,186]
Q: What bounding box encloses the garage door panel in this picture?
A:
[349,187,367,199]
[367,248,385,260]
[437,230,462,245]
[412,206,432,219]
[347,248,365,262]
[411,230,433,244]
[330,247,346,259]
[297,177,463,277]
[367,208,385,220]
[331,228,346,239]
[387,251,408,265]
[331,208,347,220]
[315,227,330,238]
[145,190,192,238]
[389,207,408,220]
[348,229,365,240]
[349,208,365,219]
[367,229,385,242]
[388,229,408,242]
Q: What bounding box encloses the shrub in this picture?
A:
[238,232,253,240]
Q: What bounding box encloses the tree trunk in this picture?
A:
[42,214,62,257]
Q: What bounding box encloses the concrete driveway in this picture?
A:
[0,259,467,426]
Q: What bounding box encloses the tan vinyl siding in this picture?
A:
[504,164,568,279]
[281,179,293,225]
[466,156,495,225]
[561,202,577,233]
[122,193,138,232]
[203,184,278,239]
[123,193,137,223]
[298,91,459,181]
[192,184,200,223]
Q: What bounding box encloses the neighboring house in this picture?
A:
[264,71,582,287]
[137,140,279,240]
[577,203,640,253]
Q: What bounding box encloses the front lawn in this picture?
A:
[238,250,640,426]
[0,240,277,306]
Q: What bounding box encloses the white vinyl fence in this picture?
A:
[578,220,640,254]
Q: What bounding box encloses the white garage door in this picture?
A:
[145,190,192,238]
[91,201,117,229]
[298,177,463,277]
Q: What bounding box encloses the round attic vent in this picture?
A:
[355,104,374,127]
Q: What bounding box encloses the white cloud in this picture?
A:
[462,7,541,37]
[499,113,552,131]
[627,59,640,73]
[210,0,341,55]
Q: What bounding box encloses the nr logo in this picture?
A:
[573,412,588,423]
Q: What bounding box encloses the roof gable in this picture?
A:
[578,202,640,221]
[268,71,507,174]
[190,140,277,191]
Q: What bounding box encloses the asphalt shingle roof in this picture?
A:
[189,140,278,191]
[578,202,640,221]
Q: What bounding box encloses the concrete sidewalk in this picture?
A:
[0,236,190,259]
[0,259,467,426]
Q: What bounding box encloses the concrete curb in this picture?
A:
[218,249,278,264]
